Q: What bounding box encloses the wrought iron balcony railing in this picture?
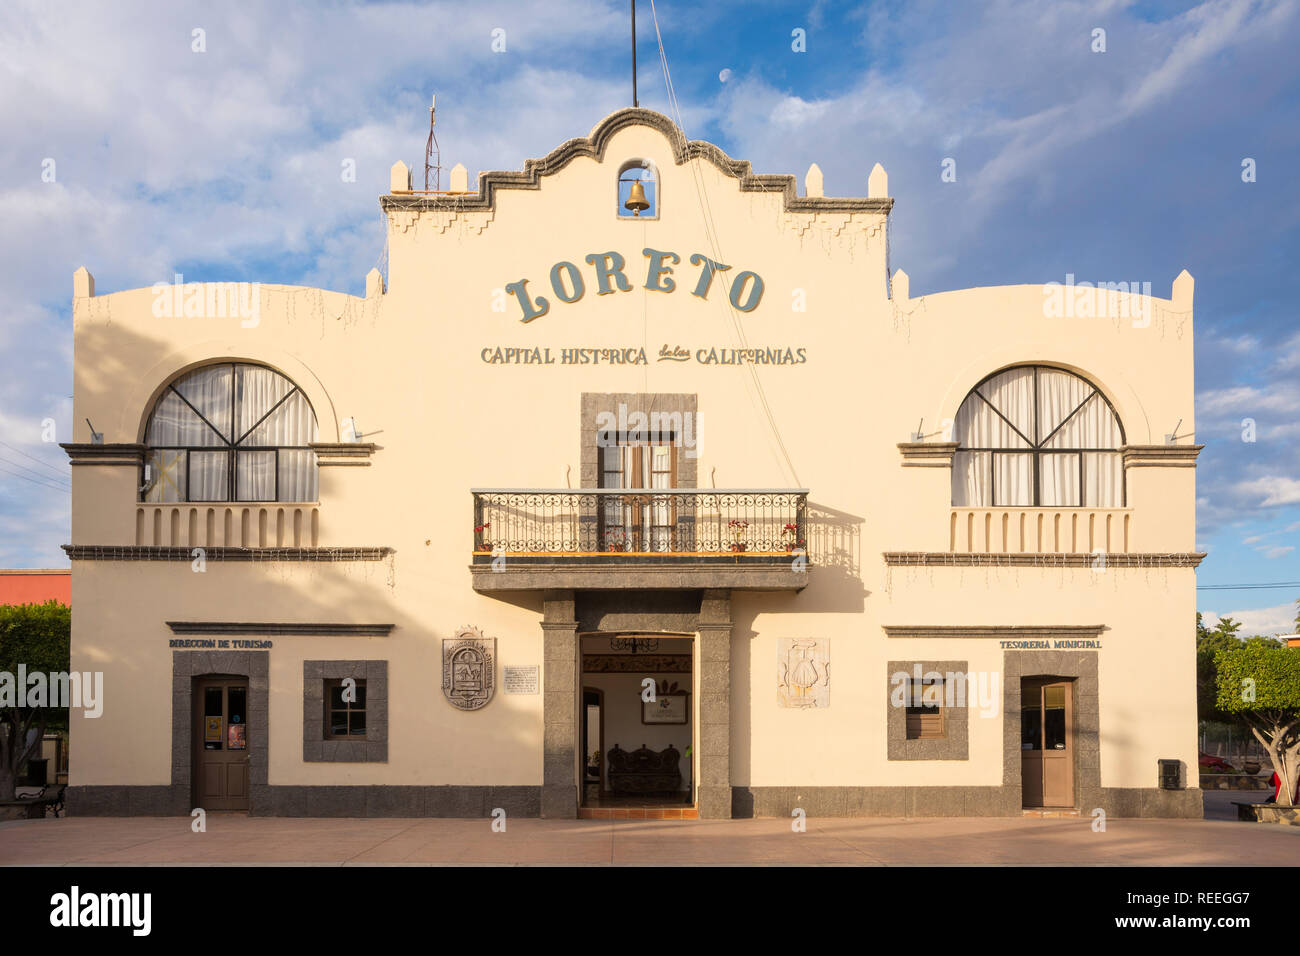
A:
[471,488,809,556]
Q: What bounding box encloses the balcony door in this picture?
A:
[1020,678,1075,808]
[598,433,677,552]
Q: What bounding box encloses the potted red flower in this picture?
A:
[781,523,805,552]
[728,518,749,552]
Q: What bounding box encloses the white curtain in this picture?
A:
[235,365,292,442]
[237,450,276,501]
[1042,391,1122,449]
[649,444,671,551]
[145,364,318,503]
[169,365,232,442]
[145,387,226,447]
[951,451,989,507]
[143,449,186,502]
[276,450,318,502]
[952,367,1124,507]
[993,453,1033,506]
[1038,453,1080,506]
[954,368,1033,449]
[1083,452,1123,506]
[189,450,228,501]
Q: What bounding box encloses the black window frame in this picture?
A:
[952,365,1127,507]
[141,362,318,503]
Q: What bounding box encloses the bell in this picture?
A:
[624,179,650,215]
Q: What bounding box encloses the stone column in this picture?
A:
[541,590,579,818]
[696,589,732,819]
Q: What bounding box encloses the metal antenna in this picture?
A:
[424,94,441,191]
[631,0,638,107]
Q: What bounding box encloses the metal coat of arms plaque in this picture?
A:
[442,626,496,711]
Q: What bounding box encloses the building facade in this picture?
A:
[63,108,1203,819]
[0,569,70,606]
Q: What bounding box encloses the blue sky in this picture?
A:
[1,0,1297,633]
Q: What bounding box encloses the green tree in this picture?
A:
[1196,614,1285,720]
[1197,614,1243,720]
[1215,643,1300,806]
[0,601,71,799]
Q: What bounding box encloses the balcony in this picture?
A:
[470,488,812,592]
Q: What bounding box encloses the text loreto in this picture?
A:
[504,249,765,322]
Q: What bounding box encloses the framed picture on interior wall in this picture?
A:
[642,681,689,725]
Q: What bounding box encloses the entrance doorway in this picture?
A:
[579,634,696,818]
[1020,677,1075,808]
[193,676,250,811]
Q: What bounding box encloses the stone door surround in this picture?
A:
[541,588,732,819]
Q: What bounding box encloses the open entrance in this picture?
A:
[579,634,695,818]
[193,676,250,811]
[1020,677,1075,808]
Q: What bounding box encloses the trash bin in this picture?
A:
[26,758,48,787]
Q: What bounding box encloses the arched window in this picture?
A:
[617,159,658,218]
[951,366,1124,507]
[142,363,318,502]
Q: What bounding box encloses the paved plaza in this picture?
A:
[1,792,1294,866]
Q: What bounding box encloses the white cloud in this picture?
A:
[1235,476,1300,507]
[1202,602,1299,638]
[0,0,631,565]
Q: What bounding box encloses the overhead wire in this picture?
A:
[0,439,69,481]
[0,461,71,493]
[1197,582,1300,591]
[646,0,802,488]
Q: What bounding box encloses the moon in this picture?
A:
[718,68,732,83]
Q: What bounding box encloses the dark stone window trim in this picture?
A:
[886,660,969,761]
[304,661,388,763]
[579,393,698,489]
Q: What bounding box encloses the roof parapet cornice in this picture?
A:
[380,107,894,216]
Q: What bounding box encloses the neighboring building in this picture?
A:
[62,108,1203,819]
[0,569,71,606]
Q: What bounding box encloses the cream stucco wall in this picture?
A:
[66,109,1199,804]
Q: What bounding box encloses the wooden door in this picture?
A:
[193,677,250,811]
[1020,678,1074,808]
